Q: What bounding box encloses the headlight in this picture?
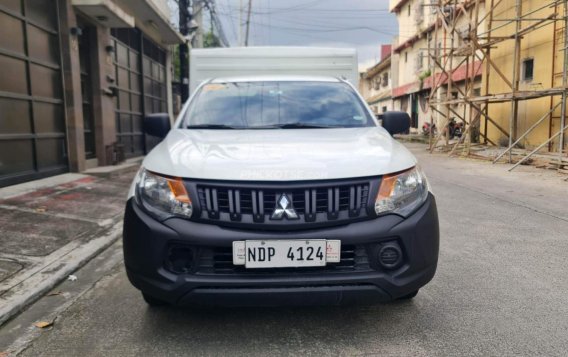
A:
[375,166,429,217]
[135,169,193,220]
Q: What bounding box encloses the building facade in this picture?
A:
[389,0,485,133]
[0,0,182,187]
[389,0,434,132]
[359,45,393,115]
[482,0,566,151]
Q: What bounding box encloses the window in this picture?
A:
[374,78,380,90]
[382,106,388,113]
[382,72,389,87]
[184,81,374,129]
[417,52,424,70]
[408,5,411,16]
[405,52,408,63]
[451,91,459,107]
[522,58,534,81]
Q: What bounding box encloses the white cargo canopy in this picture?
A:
[189,47,359,94]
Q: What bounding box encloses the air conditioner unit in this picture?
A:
[415,11,424,25]
[458,26,471,42]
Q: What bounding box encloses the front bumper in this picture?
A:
[123,194,439,306]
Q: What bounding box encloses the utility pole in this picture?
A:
[179,0,190,102]
[508,0,522,163]
[238,0,243,46]
[245,0,252,46]
[209,3,214,36]
[192,0,204,49]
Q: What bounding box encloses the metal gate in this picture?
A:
[78,25,96,159]
[0,0,67,187]
[111,28,167,158]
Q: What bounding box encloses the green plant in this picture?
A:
[418,70,432,91]
[204,31,221,48]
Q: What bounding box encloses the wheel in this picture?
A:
[397,290,419,301]
[142,292,167,306]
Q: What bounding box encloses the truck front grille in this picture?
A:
[191,178,376,228]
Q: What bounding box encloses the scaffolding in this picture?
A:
[426,0,568,172]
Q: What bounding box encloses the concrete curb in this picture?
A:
[0,222,123,327]
[83,159,142,179]
[395,135,430,144]
[0,174,91,200]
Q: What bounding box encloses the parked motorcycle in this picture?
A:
[448,118,464,139]
[422,122,437,136]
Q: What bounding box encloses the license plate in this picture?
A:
[233,240,341,268]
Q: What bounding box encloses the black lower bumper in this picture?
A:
[123,194,439,306]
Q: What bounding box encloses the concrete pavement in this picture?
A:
[0,165,138,326]
[1,143,568,356]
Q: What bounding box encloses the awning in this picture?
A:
[74,0,184,45]
[115,0,184,44]
[73,0,135,28]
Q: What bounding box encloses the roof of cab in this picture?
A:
[208,75,343,84]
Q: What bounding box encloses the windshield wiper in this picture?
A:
[186,124,239,129]
[186,123,342,130]
[269,123,339,129]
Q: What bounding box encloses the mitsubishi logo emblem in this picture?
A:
[271,194,299,220]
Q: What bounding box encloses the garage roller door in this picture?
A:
[0,0,68,187]
[112,28,167,158]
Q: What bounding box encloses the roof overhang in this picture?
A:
[72,0,135,28]
[390,0,410,13]
[364,56,391,78]
[367,91,392,105]
[116,0,184,44]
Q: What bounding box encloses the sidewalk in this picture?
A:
[0,163,139,326]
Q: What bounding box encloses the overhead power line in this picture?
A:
[216,0,238,45]
[245,0,253,46]
[205,0,230,47]
[265,15,393,31]
[218,12,395,37]
[223,4,390,15]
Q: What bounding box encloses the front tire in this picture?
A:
[142,292,167,307]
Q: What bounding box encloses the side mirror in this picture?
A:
[144,113,171,139]
[382,111,411,136]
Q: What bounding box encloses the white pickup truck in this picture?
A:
[123,48,439,306]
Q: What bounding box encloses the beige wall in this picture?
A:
[392,0,435,132]
[361,68,391,98]
[482,0,563,150]
[393,0,486,133]
[393,0,432,87]
[397,1,486,88]
[360,57,393,114]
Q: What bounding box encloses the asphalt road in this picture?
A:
[3,143,568,356]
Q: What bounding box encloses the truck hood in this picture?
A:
[142,127,417,181]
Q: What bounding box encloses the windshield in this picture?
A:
[182,81,375,129]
